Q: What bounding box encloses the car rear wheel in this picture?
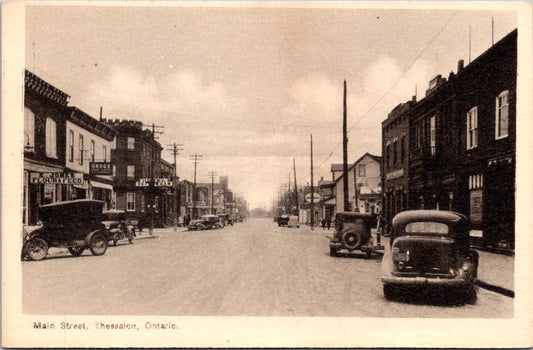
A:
[329,247,338,257]
[26,238,48,261]
[68,247,85,256]
[383,284,397,300]
[89,234,108,256]
[342,230,362,250]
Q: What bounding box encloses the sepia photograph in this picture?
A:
[2,1,532,348]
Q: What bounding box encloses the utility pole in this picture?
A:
[143,123,164,235]
[168,143,183,232]
[208,171,217,214]
[189,154,202,219]
[343,80,350,212]
[293,158,299,217]
[310,134,315,231]
[288,173,291,213]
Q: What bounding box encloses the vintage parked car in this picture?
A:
[218,213,233,226]
[381,210,479,300]
[286,215,300,228]
[21,200,110,261]
[188,214,223,231]
[102,210,135,246]
[328,212,377,257]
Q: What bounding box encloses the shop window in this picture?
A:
[467,107,478,149]
[24,107,35,151]
[127,137,135,150]
[45,118,57,158]
[126,193,135,211]
[68,130,74,162]
[496,91,509,139]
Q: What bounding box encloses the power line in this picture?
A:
[316,11,457,168]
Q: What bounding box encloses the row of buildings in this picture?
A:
[23,70,247,228]
[308,29,516,249]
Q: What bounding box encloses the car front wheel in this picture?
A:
[26,238,49,261]
[89,234,108,256]
[329,247,338,257]
[383,284,397,300]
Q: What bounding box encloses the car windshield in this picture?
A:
[405,221,449,234]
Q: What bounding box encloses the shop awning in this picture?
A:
[90,180,113,191]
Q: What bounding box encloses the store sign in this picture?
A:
[470,189,483,224]
[386,168,404,180]
[305,193,321,202]
[135,178,173,187]
[30,172,85,185]
[90,162,113,175]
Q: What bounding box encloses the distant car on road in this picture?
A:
[277,214,290,227]
[381,210,478,301]
[21,200,110,261]
[328,212,376,257]
[188,214,223,231]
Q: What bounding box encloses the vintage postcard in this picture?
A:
[2,1,532,348]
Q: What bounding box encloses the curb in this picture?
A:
[475,280,514,298]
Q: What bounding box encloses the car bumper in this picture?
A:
[382,276,471,286]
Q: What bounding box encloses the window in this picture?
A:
[126,193,135,211]
[127,165,135,179]
[430,116,436,156]
[393,140,397,164]
[90,140,95,163]
[127,137,135,150]
[467,107,478,149]
[496,91,509,139]
[68,130,74,162]
[45,118,57,158]
[103,145,107,162]
[406,222,449,234]
[400,135,406,162]
[78,134,84,165]
[386,142,391,167]
[415,124,422,150]
[112,165,116,178]
[359,164,366,177]
[24,107,35,151]
[469,174,484,190]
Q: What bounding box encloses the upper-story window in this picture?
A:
[127,165,135,179]
[127,137,135,150]
[90,140,95,163]
[68,130,74,162]
[393,140,398,164]
[103,145,107,162]
[359,164,366,177]
[467,107,478,150]
[400,134,406,162]
[495,91,509,139]
[24,107,35,151]
[78,134,84,165]
[430,115,436,156]
[45,117,57,158]
[386,142,391,168]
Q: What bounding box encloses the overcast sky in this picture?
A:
[25,4,517,209]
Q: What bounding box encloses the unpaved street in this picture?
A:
[22,218,513,317]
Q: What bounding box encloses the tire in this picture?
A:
[329,246,338,257]
[366,250,373,258]
[89,233,108,256]
[26,238,48,261]
[113,239,118,246]
[68,247,85,256]
[342,230,362,250]
[383,284,397,300]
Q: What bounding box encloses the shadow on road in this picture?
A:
[327,251,383,261]
[384,286,478,307]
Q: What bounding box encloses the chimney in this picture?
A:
[412,95,417,104]
[457,59,464,73]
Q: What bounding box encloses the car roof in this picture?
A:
[392,210,468,227]
[336,211,374,218]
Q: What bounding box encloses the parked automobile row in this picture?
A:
[188,213,245,231]
[21,200,136,261]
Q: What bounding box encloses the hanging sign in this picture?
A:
[135,178,173,187]
[90,162,113,175]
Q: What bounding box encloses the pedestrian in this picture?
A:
[321,218,326,230]
[326,216,331,230]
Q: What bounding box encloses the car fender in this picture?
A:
[84,230,107,245]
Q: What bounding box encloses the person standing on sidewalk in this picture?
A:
[321,218,326,230]
[326,216,331,230]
